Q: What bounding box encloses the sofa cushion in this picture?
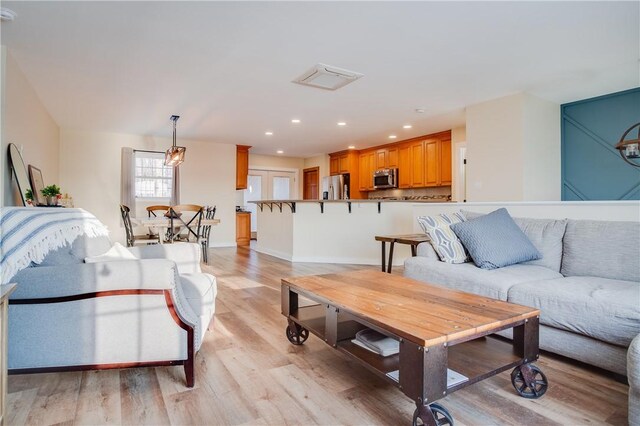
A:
[508,276,640,347]
[404,257,562,300]
[39,235,112,266]
[416,212,468,264]
[561,219,640,282]
[462,210,567,272]
[451,208,541,270]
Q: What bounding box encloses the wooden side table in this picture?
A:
[0,284,16,426]
[374,234,431,273]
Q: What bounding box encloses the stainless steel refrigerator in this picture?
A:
[321,174,350,200]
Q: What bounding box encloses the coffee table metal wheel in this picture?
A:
[285,324,309,345]
[511,364,548,399]
[412,402,453,426]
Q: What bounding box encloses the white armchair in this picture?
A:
[8,239,215,388]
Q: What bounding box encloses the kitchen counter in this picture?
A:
[251,198,450,203]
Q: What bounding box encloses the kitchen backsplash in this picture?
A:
[367,186,451,200]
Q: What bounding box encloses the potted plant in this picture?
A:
[41,184,61,206]
[25,189,34,206]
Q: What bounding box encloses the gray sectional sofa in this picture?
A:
[404,214,640,420]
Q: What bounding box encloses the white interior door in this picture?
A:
[244,169,297,234]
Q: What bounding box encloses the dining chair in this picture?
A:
[169,204,204,243]
[119,205,161,247]
[146,205,175,241]
[199,205,216,263]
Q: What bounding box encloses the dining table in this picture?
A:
[131,217,220,244]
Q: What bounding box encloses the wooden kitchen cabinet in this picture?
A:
[329,156,339,175]
[440,138,452,185]
[398,143,412,188]
[329,150,364,198]
[375,149,387,170]
[358,151,375,191]
[410,141,425,187]
[387,147,398,168]
[425,139,439,187]
[236,212,251,246]
[235,145,251,190]
[424,138,452,187]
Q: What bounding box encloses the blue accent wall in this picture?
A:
[561,88,640,200]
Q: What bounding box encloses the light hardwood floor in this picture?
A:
[7,247,629,425]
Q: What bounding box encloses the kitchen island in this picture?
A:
[250,199,445,266]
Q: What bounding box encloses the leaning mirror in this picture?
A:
[7,143,33,206]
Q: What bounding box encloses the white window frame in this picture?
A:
[134,150,173,201]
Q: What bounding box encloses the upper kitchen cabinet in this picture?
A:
[440,138,452,185]
[375,149,387,170]
[236,145,251,190]
[329,151,356,175]
[425,137,452,187]
[387,147,399,168]
[329,150,364,198]
[398,141,425,188]
[358,151,375,191]
[329,156,339,175]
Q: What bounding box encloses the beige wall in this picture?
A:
[466,93,560,202]
[59,129,237,246]
[1,48,60,206]
[249,153,305,197]
[303,154,330,180]
[451,126,466,202]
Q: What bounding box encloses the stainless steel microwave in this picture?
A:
[373,168,398,189]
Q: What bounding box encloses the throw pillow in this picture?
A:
[460,210,567,272]
[450,208,541,270]
[416,212,468,263]
[84,242,138,263]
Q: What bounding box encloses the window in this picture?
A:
[134,151,173,199]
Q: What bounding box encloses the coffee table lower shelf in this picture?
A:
[283,290,548,426]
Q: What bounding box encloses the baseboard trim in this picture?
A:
[253,246,293,262]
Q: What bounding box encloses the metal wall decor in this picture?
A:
[615,122,640,168]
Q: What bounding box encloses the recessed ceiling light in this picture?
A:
[403,124,412,129]
[0,8,17,21]
[388,135,397,139]
[337,122,347,126]
[265,131,273,136]
[415,108,426,114]
[276,150,284,154]
[348,145,356,149]
[291,119,301,123]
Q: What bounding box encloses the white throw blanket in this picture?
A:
[0,207,109,284]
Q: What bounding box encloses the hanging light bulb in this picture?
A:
[165,115,186,166]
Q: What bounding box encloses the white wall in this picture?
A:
[522,96,561,201]
[451,126,466,202]
[465,93,561,202]
[466,93,525,201]
[59,129,237,246]
[1,48,60,206]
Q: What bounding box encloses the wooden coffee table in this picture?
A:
[281,270,547,426]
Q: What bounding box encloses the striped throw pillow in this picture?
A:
[417,212,469,263]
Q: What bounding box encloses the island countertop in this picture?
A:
[249,198,451,203]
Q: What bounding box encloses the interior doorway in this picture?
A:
[303,167,320,200]
[243,169,297,238]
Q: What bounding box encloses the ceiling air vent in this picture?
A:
[292,63,363,91]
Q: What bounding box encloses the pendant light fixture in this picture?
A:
[165,115,186,166]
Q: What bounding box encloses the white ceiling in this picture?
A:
[2,1,638,157]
